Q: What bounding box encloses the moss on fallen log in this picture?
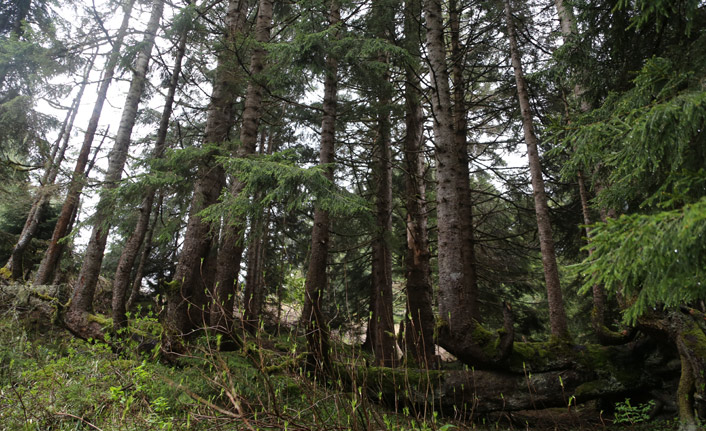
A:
[331,339,658,417]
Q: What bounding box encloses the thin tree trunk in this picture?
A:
[112,23,187,331]
[34,0,136,285]
[5,52,96,279]
[66,0,164,339]
[211,0,274,332]
[504,0,569,339]
[303,0,339,375]
[553,0,630,344]
[126,194,161,312]
[402,0,435,368]
[164,0,247,343]
[243,208,266,334]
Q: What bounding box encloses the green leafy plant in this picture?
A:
[613,398,655,425]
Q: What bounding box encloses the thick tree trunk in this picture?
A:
[425,0,513,365]
[401,0,435,368]
[165,0,247,343]
[212,0,274,333]
[370,98,397,366]
[450,0,480,321]
[34,0,136,285]
[368,3,397,366]
[211,218,244,331]
[504,0,569,339]
[112,24,187,331]
[65,0,164,340]
[553,0,577,38]
[302,0,339,375]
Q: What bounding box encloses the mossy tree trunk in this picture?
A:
[334,338,664,420]
[639,310,706,429]
[212,0,273,334]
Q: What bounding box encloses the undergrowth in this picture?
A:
[0,306,461,431]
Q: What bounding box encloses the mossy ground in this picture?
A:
[0,304,695,431]
[0,308,464,431]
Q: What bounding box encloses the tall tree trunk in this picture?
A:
[211,0,273,333]
[112,23,188,331]
[552,0,629,344]
[449,0,480,320]
[5,52,96,279]
[504,0,569,339]
[165,0,248,343]
[367,0,397,367]
[401,0,435,368]
[369,85,397,366]
[34,0,136,285]
[303,0,339,375]
[65,0,164,340]
[425,0,513,365]
[425,0,473,343]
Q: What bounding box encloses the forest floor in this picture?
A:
[0,292,686,431]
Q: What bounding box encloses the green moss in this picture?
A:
[87,313,112,328]
[0,265,11,279]
[681,321,706,358]
[508,341,555,371]
[333,361,443,402]
[574,379,610,399]
[163,279,181,293]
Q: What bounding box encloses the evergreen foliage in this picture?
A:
[579,197,706,324]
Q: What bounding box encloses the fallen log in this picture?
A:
[332,338,664,419]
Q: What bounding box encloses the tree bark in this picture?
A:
[638,310,706,429]
[34,0,136,285]
[425,0,513,365]
[111,23,188,331]
[165,0,248,343]
[302,0,340,375]
[335,338,660,420]
[243,207,267,334]
[368,0,397,367]
[64,0,164,340]
[504,0,569,339]
[212,0,274,333]
[401,0,435,368]
[450,0,480,321]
